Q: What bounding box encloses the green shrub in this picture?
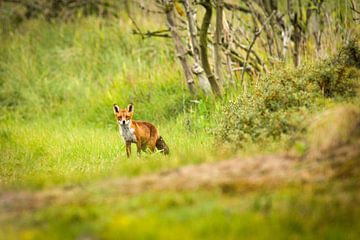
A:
[311,40,360,97]
[216,42,360,146]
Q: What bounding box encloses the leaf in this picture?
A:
[174,1,185,17]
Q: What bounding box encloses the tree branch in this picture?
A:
[241,10,275,91]
[223,2,250,13]
[132,29,171,38]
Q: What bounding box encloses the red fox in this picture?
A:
[113,103,169,157]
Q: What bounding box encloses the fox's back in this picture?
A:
[132,120,159,141]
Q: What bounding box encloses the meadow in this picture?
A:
[1,11,360,240]
[0,17,225,190]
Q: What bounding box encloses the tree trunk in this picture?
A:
[312,0,324,58]
[182,0,212,95]
[287,0,302,67]
[281,27,291,59]
[200,0,222,96]
[293,20,301,67]
[162,0,197,94]
[214,0,224,87]
[222,14,236,86]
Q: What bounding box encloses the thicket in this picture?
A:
[216,41,360,145]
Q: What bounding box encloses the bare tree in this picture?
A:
[182,0,212,95]
[310,0,325,57]
[222,12,236,86]
[214,0,224,87]
[162,0,197,94]
[199,0,222,96]
[287,0,304,67]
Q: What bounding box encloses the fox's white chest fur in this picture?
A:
[119,124,137,143]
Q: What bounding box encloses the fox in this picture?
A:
[113,103,169,157]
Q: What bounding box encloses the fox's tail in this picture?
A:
[156,136,169,155]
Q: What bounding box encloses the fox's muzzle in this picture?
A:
[118,120,130,126]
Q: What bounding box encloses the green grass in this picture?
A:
[1,15,360,240]
[0,17,226,190]
[0,113,226,190]
[2,183,360,240]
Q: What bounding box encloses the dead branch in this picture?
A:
[349,0,360,22]
[223,1,250,13]
[125,3,145,39]
[241,10,275,91]
[132,29,171,38]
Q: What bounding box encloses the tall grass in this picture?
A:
[0,17,180,119]
[0,17,233,190]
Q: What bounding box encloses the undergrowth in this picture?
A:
[216,41,360,146]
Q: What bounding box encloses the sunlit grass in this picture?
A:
[0,113,225,190]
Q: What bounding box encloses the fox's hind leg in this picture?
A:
[148,139,157,152]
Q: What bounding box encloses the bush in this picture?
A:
[215,41,360,146]
[312,40,360,97]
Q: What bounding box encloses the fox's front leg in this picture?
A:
[136,141,142,156]
[126,141,131,157]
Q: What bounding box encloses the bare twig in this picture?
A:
[241,10,275,92]
[349,0,360,22]
[132,29,171,38]
[133,0,163,14]
[223,2,250,13]
[349,0,360,14]
[124,1,145,39]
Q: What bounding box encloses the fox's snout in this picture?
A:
[118,119,130,125]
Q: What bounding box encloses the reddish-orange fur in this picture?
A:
[113,103,169,157]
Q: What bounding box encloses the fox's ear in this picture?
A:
[113,104,120,114]
[127,103,134,113]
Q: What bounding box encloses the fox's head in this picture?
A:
[113,103,134,126]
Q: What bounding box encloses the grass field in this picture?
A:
[1,15,360,239]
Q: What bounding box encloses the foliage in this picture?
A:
[313,39,360,97]
[216,41,360,145]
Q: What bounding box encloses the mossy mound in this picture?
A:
[306,104,360,160]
